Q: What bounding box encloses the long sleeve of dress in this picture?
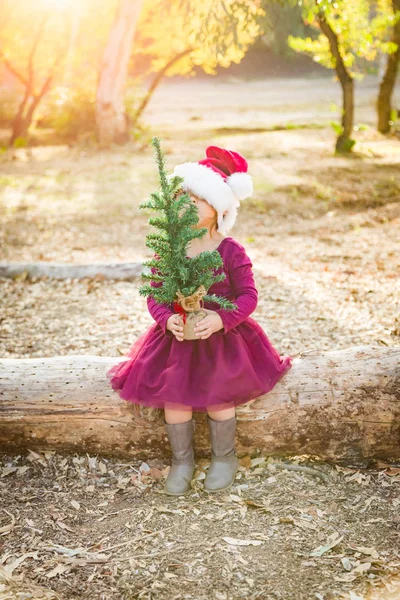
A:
[146,263,175,335]
[214,243,258,334]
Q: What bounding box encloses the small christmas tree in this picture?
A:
[138,137,237,338]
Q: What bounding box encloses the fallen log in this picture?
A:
[0,345,399,464]
[0,262,142,281]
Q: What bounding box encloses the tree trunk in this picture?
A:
[377,0,400,134]
[132,48,195,123]
[9,78,56,146]
[95,0,144,146]
[0,346,399,464]
[317,12,355,153]
[9,88,32,146]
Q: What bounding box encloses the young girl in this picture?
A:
[106,145,293,496]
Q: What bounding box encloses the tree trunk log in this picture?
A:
[0,346,399,464]
[0,261,142,281]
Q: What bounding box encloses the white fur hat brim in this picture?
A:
[168,163,253,235]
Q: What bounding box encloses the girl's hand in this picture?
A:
[166,314,184,341]
[193,309,224,339]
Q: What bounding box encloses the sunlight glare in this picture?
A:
[43,0,72,9]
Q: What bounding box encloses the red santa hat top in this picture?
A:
[170,145,253,235]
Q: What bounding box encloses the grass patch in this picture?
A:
[211,123,327,136]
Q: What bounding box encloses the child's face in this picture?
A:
[188,193,216,223]
[176,190,227,231]
[176,190,215,225]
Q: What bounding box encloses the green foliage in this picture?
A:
[390,107,399,128]
[139,137,238,312]
[136,0,264,79]
[259,1,314,58]
[36,87,96,141]
[12,136,27,148]
[288,0,398,76]
[330,121,344,136]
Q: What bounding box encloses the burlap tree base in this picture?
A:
[174,285,209,340]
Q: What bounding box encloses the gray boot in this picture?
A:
[164,418,196,496]
[204,414,239,493]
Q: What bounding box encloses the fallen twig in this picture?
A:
[269,460,330,483]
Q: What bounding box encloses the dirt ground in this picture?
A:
[0,76,400,599]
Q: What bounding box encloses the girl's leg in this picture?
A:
[206,405,235,421]
[204,405,238,493]
[165,404,193,424]
[163,404,195,496]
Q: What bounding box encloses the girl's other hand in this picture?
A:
[166,315,184,341]
[193,309,224,339]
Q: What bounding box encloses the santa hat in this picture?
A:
[169,145,253,235]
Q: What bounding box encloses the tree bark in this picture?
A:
[95,0,144,146]
[132,48,195,123]
[9,72,59,145]
[377,0,400,134]
[0,346,399,464]
[317,12,355,153]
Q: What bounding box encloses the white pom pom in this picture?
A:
[226,172,253,201]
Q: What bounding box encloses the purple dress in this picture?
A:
[106,237,293,412]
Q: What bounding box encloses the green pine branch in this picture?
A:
[138,136,238,312]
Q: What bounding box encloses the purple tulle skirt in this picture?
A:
[106,317,293,413]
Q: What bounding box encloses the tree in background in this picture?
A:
[0,0,264,145]
[376,0,400,133]
[288,0,381,153]
[101,0,264,139]
[288,0,400,150]
[95,0,144,146]
[259,0,310,59]
[0,0,121,145]
[0,1,71,146]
